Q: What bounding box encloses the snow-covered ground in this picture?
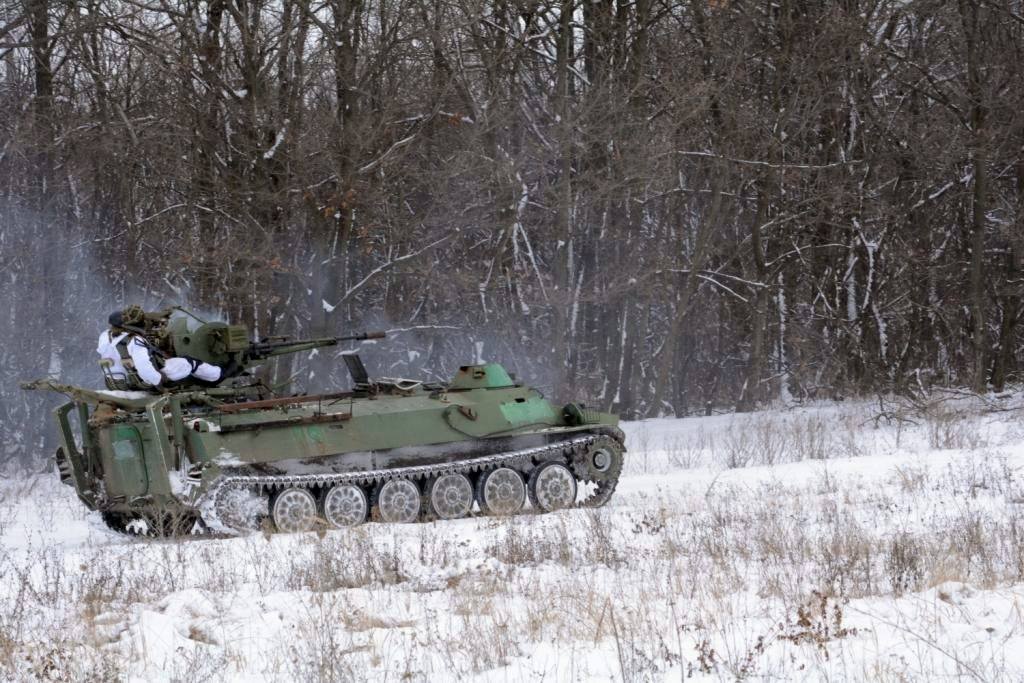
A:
[3,394,1024,681]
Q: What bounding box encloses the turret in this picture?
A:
[25,307,387,398]
[156,309,386,378]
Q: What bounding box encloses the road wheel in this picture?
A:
[374,479,421,523]
[476,467,527,516]
[527,463,577,512]
[428,473,474,519]
[271,487,318,533]
[322,484,369,528]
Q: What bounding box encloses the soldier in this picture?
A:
[97,306,226,390]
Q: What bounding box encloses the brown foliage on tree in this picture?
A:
[1,0,1022,464]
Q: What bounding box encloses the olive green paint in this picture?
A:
[36,361,619,519]
[110,426,147,497]
[500,397,557,425]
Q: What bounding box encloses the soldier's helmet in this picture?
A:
[122,304,145,325]
[108,304,145,330]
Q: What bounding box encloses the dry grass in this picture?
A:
[662,407,875,471]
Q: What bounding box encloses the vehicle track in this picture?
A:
[204,428,625,533]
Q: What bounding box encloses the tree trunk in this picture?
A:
[738,192,770,412]
[549,0,575,397]
[958,0,989,392]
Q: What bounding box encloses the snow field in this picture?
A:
[2,394,1024,680]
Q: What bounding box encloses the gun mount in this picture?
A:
[98,307,386,391]
[139,306,384,368]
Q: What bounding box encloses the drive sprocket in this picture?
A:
[571,434,625,508]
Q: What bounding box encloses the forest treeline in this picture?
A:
[1,0,1022,464]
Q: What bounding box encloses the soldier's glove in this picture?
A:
[220,358,242,380]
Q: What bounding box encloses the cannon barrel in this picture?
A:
[245,330,386,362]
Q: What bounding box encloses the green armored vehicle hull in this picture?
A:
[27,316,624,534]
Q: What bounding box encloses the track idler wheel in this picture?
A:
[271,487,318,533]
[476,467,527,516]
[322,484,369,528]
[528,463,577,512]
[215,486,269,532]
[373,478,421,523]
[428,473,474,519]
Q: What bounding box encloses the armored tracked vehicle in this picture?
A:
[23,308,625,535]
